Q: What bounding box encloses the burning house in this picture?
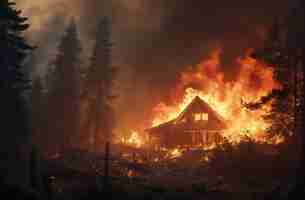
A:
[147,96,227,149]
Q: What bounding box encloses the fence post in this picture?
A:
[103,141,111,197]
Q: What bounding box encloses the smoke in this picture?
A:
[15,0,297,133]
[16,0,80,76]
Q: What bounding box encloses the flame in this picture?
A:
[152,49,284,144]
[202,155,210,162]
[157,147,184,159]
[168,148,183,159]
[122,130,144,148]
[127,169,134,177]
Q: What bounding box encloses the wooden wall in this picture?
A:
[151,129,224,149]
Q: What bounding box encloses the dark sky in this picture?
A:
[113,0,293,80]
[18,0,298,131]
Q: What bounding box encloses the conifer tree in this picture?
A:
[247,20,295,137]
[0,0,34,188]
[85,17,116,151]
[31,77,45,149]
[43,67,58,155]
[0,0,33,91]
[50,20,82,153]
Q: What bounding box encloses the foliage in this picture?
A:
[0,0,34,188]
[32,77,46,149]
[0,0,33,91]
[210,138,265,174]
[246,19,301,137]
[46,20,82,153]
[191,182,208,193]
[84,17,117,151]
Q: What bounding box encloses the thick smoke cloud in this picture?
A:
[16,0,297,132]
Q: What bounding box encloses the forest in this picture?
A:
[0,0,305,199]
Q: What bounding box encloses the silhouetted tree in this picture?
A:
[49,19,82,153]
[41,67,57,156]
[0,0,34,189]
[85,17,116,152]
[285,1,305,198]
[247,19,297,138]
[0,0,32,90]
[247,3,305,198]
[31,77,45,149]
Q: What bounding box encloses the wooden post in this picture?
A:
[102,141,111,197]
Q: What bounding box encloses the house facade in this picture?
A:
[146,96,227,149]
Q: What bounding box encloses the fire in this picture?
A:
[152,49,283,144]
[168,148,183,159]
[127,169,134,177]
[122,130,144,148]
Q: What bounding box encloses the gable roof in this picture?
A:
[175,96,225,124]
[147,96,227,133]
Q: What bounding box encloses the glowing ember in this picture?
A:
[123,130,144,148]
[167,148,183,159]
[267,134,285,145]
[202,143,218,151]
[127,169,134,177]
[202,155,210,162]
[152,49,284,145]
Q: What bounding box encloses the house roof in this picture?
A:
[147,96,227,134]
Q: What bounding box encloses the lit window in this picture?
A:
[195,113,201,121]
[202,113,208,121]
[194,113,208,121]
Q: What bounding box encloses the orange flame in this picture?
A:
[152,49,283,144]
[167,148,183,159]
[122,130,144,148]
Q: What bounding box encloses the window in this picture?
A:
[202,113,208,121]
[194,113,208,121]
[195,113,201,121]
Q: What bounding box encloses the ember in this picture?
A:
[168,148,183,159]
[122,130,144,148]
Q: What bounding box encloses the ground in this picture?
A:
[40,141,301,200]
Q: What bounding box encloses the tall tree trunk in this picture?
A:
[93,86,103,152]
[103,141,111,197]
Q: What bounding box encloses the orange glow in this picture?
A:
[167,148,183,159]
[121,130,144,148]
[151,49,283,145]
[127,169,134,177]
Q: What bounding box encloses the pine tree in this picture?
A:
[43,67,58,155]
[285,1,305,197]
[0,0,33,90]
[85,17,116,152]
[31,77,45,149]
[248,5,305,197]
[0,0,34,188]
[49,19,82,153]
[284,4,305,146]
[247,19,295,137]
